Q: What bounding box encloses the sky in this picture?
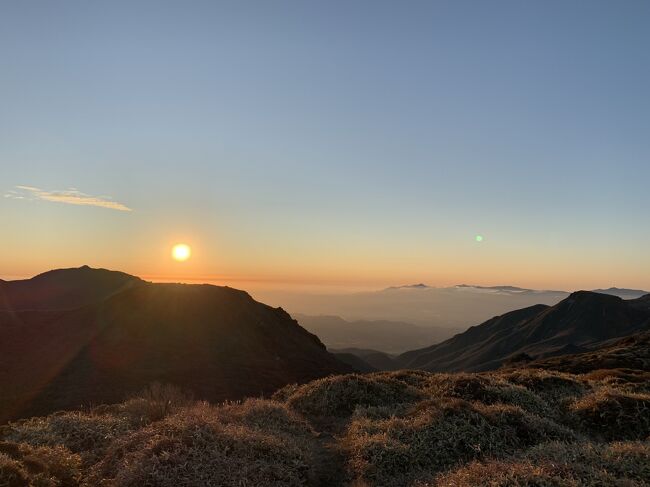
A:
[1,1,649,291]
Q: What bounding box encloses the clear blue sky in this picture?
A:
[1,1,649,290]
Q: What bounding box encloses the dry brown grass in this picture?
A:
[499,369,590,402]
[0,412,133,466]
[1,369,649,486]
[342,398,577,486]
[274,373,423,418]
[0,441,81,486]
[433,440,650,486]
[568,387,650,440]
[86,399,318,487]
[424,373,552,416]
[119,382,194,425]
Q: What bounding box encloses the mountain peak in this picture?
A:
[1,266,143,311]
[384,283,430,291]
[31,265,139,281]
[591,287,650,299]
[453,284,539,294]
[566,290,622,302]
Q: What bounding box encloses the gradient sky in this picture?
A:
[1,1,649,291]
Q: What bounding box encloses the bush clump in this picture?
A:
[214,398,315,437]
[432,460,567,486]
[0,441,81,487]
[276,374,423,417]
[568,388,650,440]
[117,382,194,426]
[499,369,589,403]
[383,370,434,389]
[1,412,133,466]
[87,400,318,487]
[584,369,650,394]
[433,440,650,486]
[343,398,575,486]
[425,373,551,417]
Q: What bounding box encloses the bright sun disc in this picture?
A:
[172,243,191,261]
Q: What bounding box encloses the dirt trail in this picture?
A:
[310,431,348,486]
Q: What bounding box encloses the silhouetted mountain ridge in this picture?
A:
[0,267,351,422]
[398,291,650,372]
[0,265,143,311]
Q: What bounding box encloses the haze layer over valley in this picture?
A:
[257,284,648,353]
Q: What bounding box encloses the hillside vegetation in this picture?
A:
[2,367,649,486]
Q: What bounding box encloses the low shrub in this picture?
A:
[432,460,567,486]
[433,440,650,486]
[119,383,194,426]
[568,388,650,440]
[584,369,650,393]
[0,441,82,487]
[1,412,132,465]
[214,398,315,437]
[87,400,318,487]
[425,373,551,417]
[343,398,575,486]
[277,374,423,417]
[383,370,433,388]
[0,453,28,487]
[526,440,650,483]
[498,369,589,403]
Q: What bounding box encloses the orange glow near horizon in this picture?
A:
[1,230,649,294]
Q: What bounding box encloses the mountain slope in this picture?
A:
[520,330,650,373]
[331,348,399,370]
[0,267,351,422]
[398,291,650,372]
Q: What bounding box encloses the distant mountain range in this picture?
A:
[591,287,650,299]
[397,291,650,372]
[256,283,648,331]
[0,266,351,422]
[384,283,560,293]
[387,283,649,298]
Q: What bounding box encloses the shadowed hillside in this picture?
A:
[519,330,650,374]
[398,292,650,372]
[0,267,351,423]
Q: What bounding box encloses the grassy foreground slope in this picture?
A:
[1,367,649,486]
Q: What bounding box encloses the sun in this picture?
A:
[172,243,191,262]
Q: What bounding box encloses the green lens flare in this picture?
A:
[475,235,484,242]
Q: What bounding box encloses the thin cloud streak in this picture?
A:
[6,186,132,212]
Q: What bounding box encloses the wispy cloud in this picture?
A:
[5,186,132,212]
